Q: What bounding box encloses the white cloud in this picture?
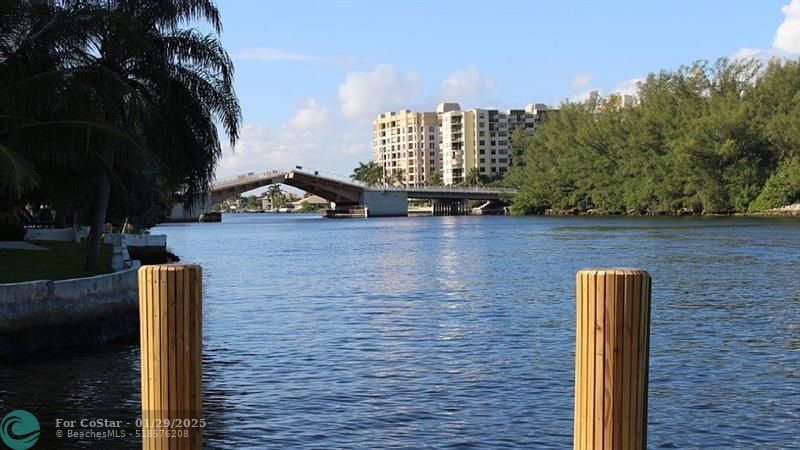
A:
[440,66,495,102]
[570,73,593,90]
[567,78,641,103]
[215,123,285,179]
[731,47,791,63]
[287,99,329,131]
[733,0,800,61]
[216,99,373,181]
[570,88,599,103]
[338,64,422,120]
[611,78,643,97]
[774,0,800,53]
[234,48,355,65]
[342,143,365,156]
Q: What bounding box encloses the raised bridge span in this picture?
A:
[211,169,515,203]
[170,169,516,220]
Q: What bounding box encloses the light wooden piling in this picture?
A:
[138,265,203,449]
[574,269,651,450]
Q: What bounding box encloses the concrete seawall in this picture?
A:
[0,266,139,355]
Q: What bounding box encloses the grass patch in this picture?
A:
[0,240,113,283]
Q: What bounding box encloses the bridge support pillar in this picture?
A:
[432,199,470,216]
[167,193,213,222]
[360,191,408,217]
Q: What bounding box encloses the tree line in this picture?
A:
[0,0,240,268]
[506,58,800,215]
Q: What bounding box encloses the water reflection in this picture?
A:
[0,214,798,448]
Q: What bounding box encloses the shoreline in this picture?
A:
[524,204,800,218]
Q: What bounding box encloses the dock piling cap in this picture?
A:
[577,268,649,276]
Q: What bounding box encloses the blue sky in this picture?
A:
[213,0,800,180]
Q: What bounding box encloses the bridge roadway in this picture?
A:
[211,169,516,205]
[162,169,516,220]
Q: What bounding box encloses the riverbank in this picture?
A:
[0,240,112,283]
[0,233,172,355]
[0,266,139,355]
[526,203,800,217]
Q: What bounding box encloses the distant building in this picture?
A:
[439,103,552,185]
[372,109,441,187]
[599,92,638,111]
[372,102,554,186]
[261,196,274,211]
[292,194,330,210]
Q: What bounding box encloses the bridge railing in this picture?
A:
[212,168,517,195]
[292,169,516,194]
[212,170,286,190]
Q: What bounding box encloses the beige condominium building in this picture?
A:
[372,109,441,187]
[597,92,638,112]
[439,103,551,185]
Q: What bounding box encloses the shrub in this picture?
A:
[749,157,800,212]
[0,214,26,241]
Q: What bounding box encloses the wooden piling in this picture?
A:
[574,269,651,450]
[138,265,203,449]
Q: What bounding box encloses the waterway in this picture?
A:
[1,214,799,448]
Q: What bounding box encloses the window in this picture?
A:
[479,140,485,145]
[429,151,435,156]
[499,140,508,146]
[499,158,508,163]
[408,143,413,149]
[429,135,435,141]
[429,143,435,149]
[491,158,496,163]
[480,167,486,172]
[429,126,435,132]
[479,158,485,163]
[491,141,496,146]
[479,131,485,137]
[479,149,485,155]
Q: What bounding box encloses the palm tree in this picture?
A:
[267,184,282,199]
[0,0,241,269]
[266,184,284,208]
[391,168,405,186]
[351,161,383,186]
[464,167,484,187]
[427,169,443,187]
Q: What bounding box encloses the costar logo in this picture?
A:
[0,410,39,450]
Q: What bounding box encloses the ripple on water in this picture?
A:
[1,215,798,449]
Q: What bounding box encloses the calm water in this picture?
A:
[2,214,799,449]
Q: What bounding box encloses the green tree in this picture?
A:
[267,184,283,200]
[0,0,241,268]
[350,161,384,186]
[508,57,800,216]
[427,169,443,186]
[390,168,405,186]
